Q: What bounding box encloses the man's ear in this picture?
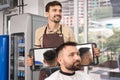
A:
[57,56,62,64]
[45,12,49,17]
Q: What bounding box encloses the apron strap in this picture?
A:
[44,26,48,34]
[44,25,63,34]
[59,25,62,35]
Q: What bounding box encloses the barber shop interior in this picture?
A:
[0,0,120,80]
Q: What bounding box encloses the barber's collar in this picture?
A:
[46,25,61,33]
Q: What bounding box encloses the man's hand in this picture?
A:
[93,48,100,57]
[26,55,34,66]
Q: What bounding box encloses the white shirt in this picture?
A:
[45,70,94,80]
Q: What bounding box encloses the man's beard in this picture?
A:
[54,20,60,23]
[53,15,61,23]
[66,60,81,71]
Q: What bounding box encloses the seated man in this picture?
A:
[45,42,94,80]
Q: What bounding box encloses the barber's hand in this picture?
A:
[93,48,100,57]
[26,55,33,66]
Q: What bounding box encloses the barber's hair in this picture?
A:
[56,42,78,56]
[45,1,62,12]
[43,50,57,62]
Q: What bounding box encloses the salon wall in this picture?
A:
[0,0,45,34]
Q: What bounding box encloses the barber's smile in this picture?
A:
[54,15,61,18]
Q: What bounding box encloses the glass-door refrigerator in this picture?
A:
[9,13,47,80]
[10,33,25,80]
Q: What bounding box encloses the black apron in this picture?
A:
[43,25,64,48]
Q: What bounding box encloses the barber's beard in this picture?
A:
[53,15,61,23]
[54,20,60,23]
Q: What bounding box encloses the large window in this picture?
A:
[88,0,120,65]
[87,1,120,79]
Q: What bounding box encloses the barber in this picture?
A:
[26,1,100,66]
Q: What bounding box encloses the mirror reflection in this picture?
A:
[77,43,99,66]
[79,47,93,66]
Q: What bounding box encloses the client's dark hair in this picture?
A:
[56,41,78,56]
[79,47,90,56]
[43,50,57,62]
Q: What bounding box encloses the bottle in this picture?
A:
[17,71,21,80]
[19,48,25,56]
